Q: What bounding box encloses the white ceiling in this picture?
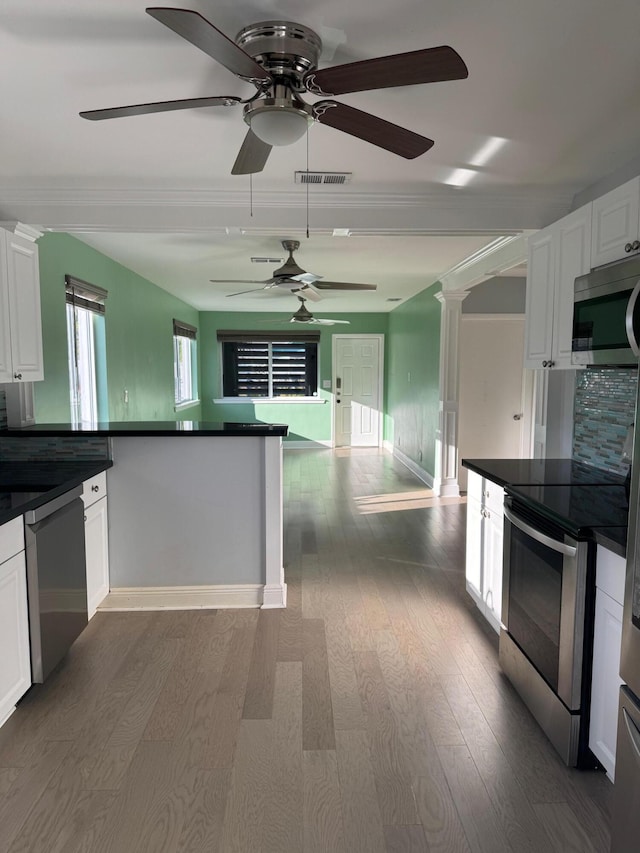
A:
[2,0,640,312]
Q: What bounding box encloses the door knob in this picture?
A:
[513,414,522,421]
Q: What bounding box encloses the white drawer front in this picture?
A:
[483,481,505,516]
[0,517,24,565]
[596,545,626,605]
[82,471,108,508]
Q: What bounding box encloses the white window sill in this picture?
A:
[213,397,326,405]
[174,399,201,412]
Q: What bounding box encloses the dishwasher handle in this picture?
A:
[504,505,577,558]
[24,485,84,525]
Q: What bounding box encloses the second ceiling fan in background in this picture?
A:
[210,239,378,299]
[79,6,469,174]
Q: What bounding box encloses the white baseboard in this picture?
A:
[88,584,109,620]
[99,584,264,611]
[284,440,333,449]
[262,582,287,609]
[390,446,435,489]
[98,582,288,611]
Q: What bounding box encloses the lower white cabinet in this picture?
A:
[589,545,625,781]
[465,471,505,634]
[0,518,31,727]
[82,473,109,619]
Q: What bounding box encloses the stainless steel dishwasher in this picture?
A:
[24,486,87,682]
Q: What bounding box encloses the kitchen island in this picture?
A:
[3,421,289,609]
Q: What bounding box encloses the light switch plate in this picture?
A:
[322,380,332,389]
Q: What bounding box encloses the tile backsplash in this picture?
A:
[0,387,110,461]
[573,367,638,474]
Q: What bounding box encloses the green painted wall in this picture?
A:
[199,311,388,443]
[35,233,201,423]
[385,282,442,477]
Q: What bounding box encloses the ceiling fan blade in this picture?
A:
[80,95,241,121]
[310,318,351,325]
[291,285,322,302]
[231,129,273,175]
[313,101,433,159]
[226,286,268,297]
[313,281,377,291]
[291,272,321,285]
[304,46,468,97]
[145,7,271,84]
[210,279,270,284]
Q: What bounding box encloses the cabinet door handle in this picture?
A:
[626,243,633,253]
[542,360,548,368]
[91,485,100,493]
[13,372,22,380]
[548,360,555,368]
[633,241,640,251]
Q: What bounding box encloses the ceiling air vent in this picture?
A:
[294,171,352,185]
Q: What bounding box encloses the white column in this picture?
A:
[434,291,468,497]
[261,436,287,608]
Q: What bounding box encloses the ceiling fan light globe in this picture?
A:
[249,108,310,146]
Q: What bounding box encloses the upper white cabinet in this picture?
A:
[591,176,640,268]
[524,204,592,370]
[0,228,44,383]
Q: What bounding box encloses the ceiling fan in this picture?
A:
[285,295,350,326]
[211,239,378,298]
[79,7,468,175]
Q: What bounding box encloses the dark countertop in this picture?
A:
[593,526,627,559]
[464,457,629,555]
[505,483,629,540]
[0,460,113,527]
[2,420,289,438]
[462,457,626,488]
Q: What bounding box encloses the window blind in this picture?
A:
[65,275,108,314]
[216,330,320,344]
[222,339,318,397]
[173,319,197,340]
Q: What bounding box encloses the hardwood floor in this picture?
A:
[0,448,613,852]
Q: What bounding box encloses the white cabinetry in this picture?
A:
[82,472,109,618]
[524,204,592,370]
[591,177,640,268]
[465,470,504,634]
[590,545,626,781]
[0,228,44,383]
[0,517,31,727]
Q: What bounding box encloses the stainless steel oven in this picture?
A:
[500,496,595,767]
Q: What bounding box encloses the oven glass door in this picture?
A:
[506,523,563,692]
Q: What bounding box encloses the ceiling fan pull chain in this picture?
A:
[306,129,310,239]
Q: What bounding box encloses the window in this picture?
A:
[65,276,108,425]
[218,331,319,399]
[173,319,198,407]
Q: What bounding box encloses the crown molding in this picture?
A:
[0,183,576,235]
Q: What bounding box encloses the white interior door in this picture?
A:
[458,316,531,491]
[333,335,383,447]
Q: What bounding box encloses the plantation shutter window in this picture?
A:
[218,331,319,399]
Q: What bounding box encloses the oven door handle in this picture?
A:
[622,707,640,766]
[625,278,640,356]
[504,506,577,557]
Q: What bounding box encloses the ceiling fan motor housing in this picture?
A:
[235,21,322,90]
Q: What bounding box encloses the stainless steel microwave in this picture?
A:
[572,255,640,366]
